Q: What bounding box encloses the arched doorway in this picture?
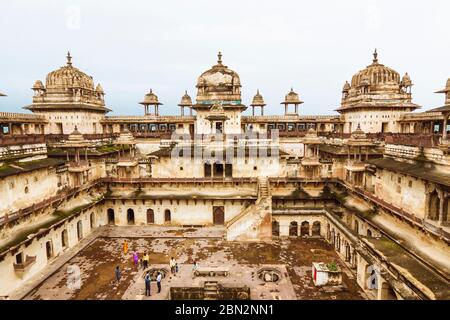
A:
[367,229,372,237]
[127,209,135,225]
[77,221,83,240]
[345,243,351,262]
[354,220,359,234]
[164,209,171,223]
[272,220,280,237]
[289,221,298,237]
[428,190,440,220]
[107,208,115,225]
[213,206,225,225]
[326,223,331,241]
[90,212,95,228]
[312,221,321,236]
[300,221,310,237]
[46,240,53,259]
[147,209,154,224]
[61,229,68,248]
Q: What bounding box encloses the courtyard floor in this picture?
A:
[22,226,366,300]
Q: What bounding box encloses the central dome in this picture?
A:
[45,52,95,92]
[195,52,242,106]
[350,50,400,91]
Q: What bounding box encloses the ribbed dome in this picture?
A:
[178,90,193,106]
[250,89,265,106]
[140,89,162,105]
[350,50,400,88]
[45,52,95,91]
[26,52,110,113]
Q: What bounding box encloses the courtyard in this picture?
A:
[22,226,366,300]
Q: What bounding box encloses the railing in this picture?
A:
[45,133,119,143]
[0,180,100,226]
[0,112,46,121]
[101,177,258,184]
[384,134,441,148]
[0,134,45,146]
[13,255,37,271]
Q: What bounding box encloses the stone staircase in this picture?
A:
[225,176,272,241]
[258,176,269,199]
[203,281,219,300]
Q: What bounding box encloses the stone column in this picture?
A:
[438,189,445,224]
[443,113,448,140]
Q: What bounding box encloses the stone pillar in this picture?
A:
[279,223,290,237]
[438,189,445,223]
[443,113,449,140]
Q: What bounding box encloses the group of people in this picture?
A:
[117,240,200,297]
[144,270,162,296]
[123,240,150,270]
[169,257,179,275]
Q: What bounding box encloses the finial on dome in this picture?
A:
[66,51,72,66]
[373,48,378,63]
[257,89,260,95]
[217,51,222,65]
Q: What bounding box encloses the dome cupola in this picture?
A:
[25,52,110,113]
[195,52,243,109]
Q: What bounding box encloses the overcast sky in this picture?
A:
[1,0,449,116]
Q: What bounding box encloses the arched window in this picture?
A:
[272,220,280,237]
[90,212,95,228]
[312,221,321,237]
[77,221,83,240]
[300,221,310,237]
[61,229,68,248]
[289,221,298,237]
[46,240,53,259]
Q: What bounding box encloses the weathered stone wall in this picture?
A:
[374,168,427,219]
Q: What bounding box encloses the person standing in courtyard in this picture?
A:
[115,266,121,283]
[123,240,128,255]
[192,261,198,278]
[143,251,149,270]
[156,272,162,293]
[144,271,151,296]
[132,251,139,267]
[169,257,176,274]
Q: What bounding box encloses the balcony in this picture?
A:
[344,160,366,172]
[67,160,89,172]
[13,255,36,278]
[301,157,321,166]
[116,157,138,167]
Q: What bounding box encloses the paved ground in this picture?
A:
[23,226,366,300]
